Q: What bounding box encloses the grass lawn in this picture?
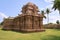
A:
[0,28,60,40]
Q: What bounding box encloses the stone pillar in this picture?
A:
[25,16,32,29]
[32,16,34,29]
[39,17,43,29]
[39,17,41,29]
[24,16,26,29]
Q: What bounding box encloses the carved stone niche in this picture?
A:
[26,9,33,15]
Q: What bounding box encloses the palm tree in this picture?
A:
[41,10,46,19]
[46,8,50,24]
[52,0,60,14]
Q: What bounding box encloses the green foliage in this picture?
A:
[0,23,1,25]
[46,8,50,14]
[46,8,51,23]
[41,10,46,19]
[41,11,45,15]
[0,22,3,25]
[52,0,60,14]
[56,20,60,24]
[0,28,60,40]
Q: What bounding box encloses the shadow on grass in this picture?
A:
[2,29,23,34]
[2,29,45,34]
[41,35,60,40]
[53,29,60,31]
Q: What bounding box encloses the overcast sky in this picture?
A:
[0,0,59,24]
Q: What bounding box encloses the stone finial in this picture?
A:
[21,2,40,14]
[26,2,34,5]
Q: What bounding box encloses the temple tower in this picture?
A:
[18,2,44,32]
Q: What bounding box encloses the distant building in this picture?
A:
[3,2,45,32]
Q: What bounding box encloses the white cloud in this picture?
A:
[43,10,60,24]
[41,0,60,24]
[40,3,53,12]
[49,10,60,23]
[44,0,54,3]
[46,4,53,9]
[42,4,53,11]
[0,12,8,18]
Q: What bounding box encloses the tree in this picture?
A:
[56,20,59,24]
[0,23,1,25]
[0,22,3,25]
[41,10,46,19]
[46,8,51,24]
[52,0,60,14]
[56,20,60,29]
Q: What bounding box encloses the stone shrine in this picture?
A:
[3,2,45,32]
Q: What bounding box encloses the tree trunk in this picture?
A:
[47,14,49,24]
[59,11,60,15]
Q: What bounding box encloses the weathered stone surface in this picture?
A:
[3,2,45,32]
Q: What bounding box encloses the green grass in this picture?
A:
[0,28,60,40]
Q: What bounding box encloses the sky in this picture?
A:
[0,0,60,24]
